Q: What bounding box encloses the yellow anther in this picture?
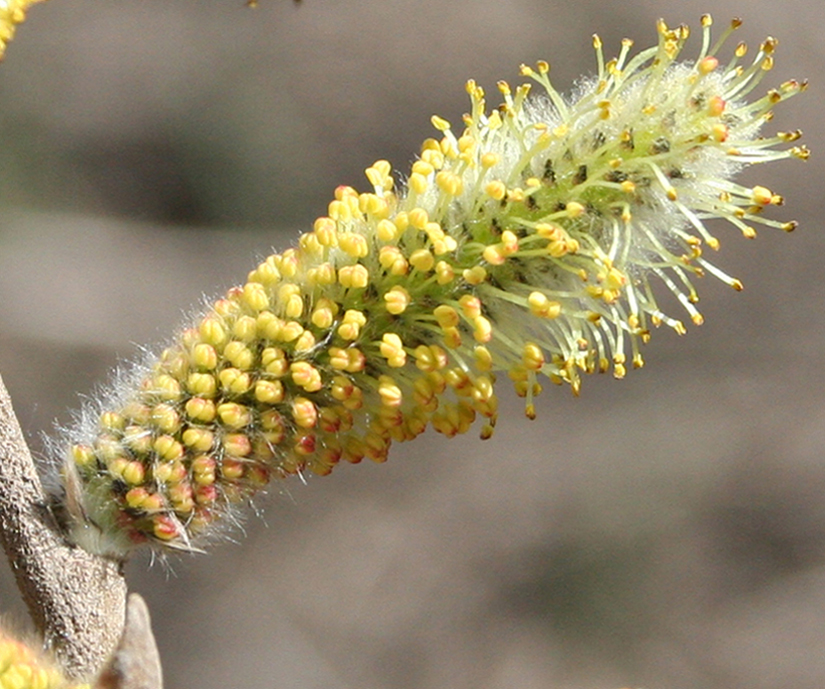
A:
[434,305,460,328]
[507,188,525,203]
[536,223,561,240]
[547,232,575,258]
[98,411,125,432]
[379,245,409,275]
[409,172,428,195]
[291,361,323,392]
[310,216,337,247]
[329,347,350,370]
[346,348,366,372]
[432,236,458,255]
[751,185,774,205]
[279,320,304,342]
[338,264,370,289]
[153,434,184,462]
[256,311,283,340]
[182,428,214,453]
[198,316,227,348]
[334,185,357,201]
[424,221,445,242]
[184,397,216,423]
[421,148,445,170]
[119,461,145,486]
[217,402,252,429]
[431,115,451,131]
[151,403,181,434]
[232,315,258,342]
[254,379,284,404]
[435,260,455,285]
[339,232,369,258]
[410,249,435,272]
[284,293,304,318]
[483,244,506,265]
[153,374,182,401]
[473,315,493,343]
[276,249,299,279]
[242,282,269,312]
[463,265,487,284]
[376,219,399,242]
[343,309,367,327]
[604,267,627,291]
[338,319,362,341]
[485,180,507,201]
[384,285,412,315]
[330,375,356,402]
[459,134,475,157]
[565,201,585,218]
[261,347,289,376]
[249,256,281,285]
[359,192,388,218]
[500,230,519,255]
[458,295,482,319]
[486,111,503,132]
[522,343,545,372]
[697,56,718,75]
[436,170,464,196]
[378,376,403,407]
[299,231,323,256]
[474,345,493,372]
[528,291,562,319]
[481,152,499,168]
[327,199,351,222]
[311,300,337,329]
[292,397,318,429]
[712,123,728,142]
[224,341,256,370]
[219,368,252,395]
[414,344,449,372]
[365,162,392,189]
[421,137,441,153]
[275,284,300,306]
[409,207,429,230]
[305,252,333,277]
[125,487,150,509]
[707,95,726,116]
[380,333,407,367]
[412,160,434,177]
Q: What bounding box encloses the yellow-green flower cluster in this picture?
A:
[58,17,806,557]
[0,633,88,689]
[0,0,46,59]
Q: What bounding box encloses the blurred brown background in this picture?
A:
[0,0,823,687]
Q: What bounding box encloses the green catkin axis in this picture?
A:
[57,16,807,557]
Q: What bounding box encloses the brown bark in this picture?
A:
[0,373,127,680]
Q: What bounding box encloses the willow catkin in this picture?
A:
[53,17,807,558]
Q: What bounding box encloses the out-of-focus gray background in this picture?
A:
[0,0,823,687]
